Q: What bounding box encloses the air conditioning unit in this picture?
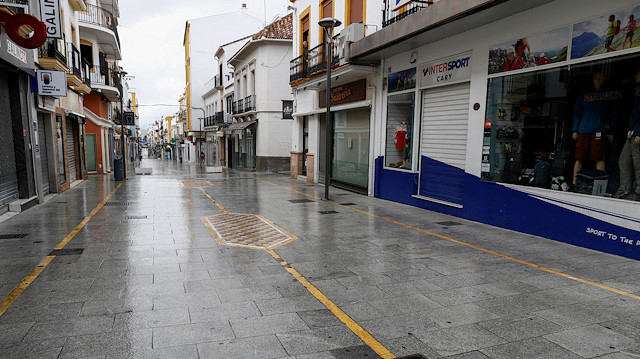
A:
[338,23,365,66]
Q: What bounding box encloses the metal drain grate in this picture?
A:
[104,202,135,206]
[124,216,148,220]
[436,221,463,226]
[340,203,357,206]
[0,233,28,239]
[203,213,296,250]
[50,248,84,256]
[319,210,339,214]
[288,199,314,203]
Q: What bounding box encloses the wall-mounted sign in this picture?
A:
[0,11,47,49]
[319,79,366,108]
[36,70,67,96]
[388,68,416,93]
[282,100,293,119]
[39,0,62,39]
[419,52,472,88]
[124,112,135,126]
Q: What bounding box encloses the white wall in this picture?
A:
[188,12,263,114]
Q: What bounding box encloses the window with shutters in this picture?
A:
[346,0,364,26]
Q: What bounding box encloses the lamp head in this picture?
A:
[318,17,341,30]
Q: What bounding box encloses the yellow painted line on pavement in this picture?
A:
[0,181,125,317]
[267,250,396,359]
[199,187,228,213]
[0,255,55,317]
[199,185,392,356]
[254,177,640,302]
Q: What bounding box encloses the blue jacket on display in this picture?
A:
[573,90,621,134]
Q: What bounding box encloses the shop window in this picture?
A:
[482,53,640,200]
[332,108,370,188]
[385,93,415,170]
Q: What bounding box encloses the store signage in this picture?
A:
[419,53,472,88]
[39,0,62,39]
[123,112,135,126]
[319,79,366,108]
[36,70,67,96]
[392,0,414,11]
[0,11,47,49]
[282,100,293,119]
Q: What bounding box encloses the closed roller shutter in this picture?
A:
[418,82,470,206]
[37,115,50,195]
[66,117,77,183]
[0,71,19,209]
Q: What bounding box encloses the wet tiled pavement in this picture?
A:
[1,158,640,358]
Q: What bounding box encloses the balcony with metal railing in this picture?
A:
[383,0,431,28]
[67,43,82,81]
[243,95,255,113]
[289,36,340,84]
[38,39,67,71]
[232,96,257,116]
[87,65,120,102]
[78,4,121,59]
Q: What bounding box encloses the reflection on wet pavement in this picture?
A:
[0,158,639,358]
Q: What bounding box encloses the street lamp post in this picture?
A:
[114,69,128,180]
[318,17,341,201]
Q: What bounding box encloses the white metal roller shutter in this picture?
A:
[37,116,50,195]
[66,118,77,183]
[419,82,470,206]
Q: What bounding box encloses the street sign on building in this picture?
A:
[36,70,67,97]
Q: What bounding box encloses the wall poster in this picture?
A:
[571,5,640,59]
[488,27,570,75]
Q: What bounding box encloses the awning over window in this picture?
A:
[224,121,256,134]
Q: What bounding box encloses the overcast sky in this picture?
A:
[118,0,291,130]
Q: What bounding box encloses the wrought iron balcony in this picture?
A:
[67,43,82,78]
[78,4,121,48]
[81,59,91,86]
[289,36,340,83]
[215,111,224,125]
[38,39,67,65]
[204,116,215,127]
[307,42,327,77]
[243,95,255,113]
[383,0,431,28]
[87,65,115,87]
[290,54,307,83]
[233,98,245,115]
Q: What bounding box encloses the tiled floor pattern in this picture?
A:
[0,158,639,358]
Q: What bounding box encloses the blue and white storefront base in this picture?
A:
[375,156,640,260]
[367,0,640,261]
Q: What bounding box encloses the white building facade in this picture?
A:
[288,0,381,192]
[183,5,264,163]
[228,14,294,172]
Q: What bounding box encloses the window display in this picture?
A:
[385,93,414,169]
[482,53,640,201]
